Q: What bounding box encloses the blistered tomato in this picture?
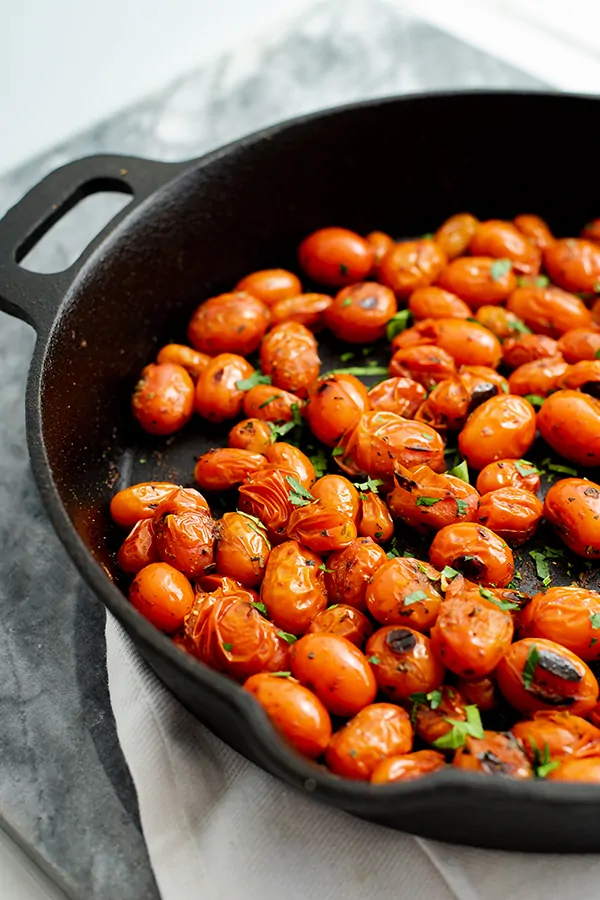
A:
[453,731,532,778]
[476,458,541,495]
[195,353,254,422]
[305,373,369,447]
[557,329,600,364]
[132,363,195,435]
[458,394,536,470]
[476,487,543,545]
[519,586,600,662]
[429,522,514,587]
[508,356,569,398]
[325,703,413,780]
[470,220,541,275]
[371,749,446,783]
[544,238,600,293]
[391,318,502,369]
[366,230,394,268]
[368,377,426,418]
[559,360,600,394]
[265,443,315,488]
[311,474,360,522]
[546,757,600,782]
[387,463,479,533]
[456,675,496,712]
[110,482,179,528]
[228,418,273,453]
[507,285,592,337]
[307,604,373,648]
[154,507,216,579]
[537,391,600,467]
[434,212,479,259]
[365,627,445,700]
[269,293,332,331]
[117,519,157,573]
[298,227,373,286]
[243,385,301,423]
[430,591,514,678]
[260,540,327,635]
[129,562,194,632]
[543,477,600,559]
[365,556,442,632]
[474,305,529,341]
[194,448,266,492]
[514,214,554,251]
[238,466,297,543]
[187,291,269,356]
[408,286,470,320]
[290,633,377,716]
[379,239,447,299]
[502,334,559,370]
[412,685,467,744]
[389,344,457,389]
[325,282,397,343]
[215,511,271,587]
[287,500,357,553]
[357,491,393,543]
[437,257,517,309]
[235,268,302,305]
[324,537,388,611]
[260,321,320,399]
[156,343,210,380]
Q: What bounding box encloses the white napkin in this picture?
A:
[106,615,600,900]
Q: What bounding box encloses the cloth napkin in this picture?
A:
[106,615,600,900]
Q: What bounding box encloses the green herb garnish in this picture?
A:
[531,740,559,778]
[447,459,469,483]
[340,351,355,362]
[368,655,380,665]
[235,371,271,390]
[277,631,297,645]
[404,590,428,605]
[545,462,579,476]
[590,613,600,630]
[309,447,328,478]
[522,643,539,690]
[529,550,550,583]
[354,477,384,492]
[251,602,268,616]
[409,689,443,723]
[327,366,389,377]
[319,563,334,573]
[524,394,545,408]
[515,459,541,477]
[490,258,512,281]
[332,447,344,457]
[386,309,413,341]
[286,475,315,507]
[480,585,519,610]
[415,496,442,507]
[432,705,484,750]
[455,498,469,517]
[258,394,280,409]
[222,642,234,652]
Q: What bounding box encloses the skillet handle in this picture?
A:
[0,154,190,334]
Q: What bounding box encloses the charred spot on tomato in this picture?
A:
[386,628,417,653]
[537,649,582,682]
[581,381,600,399]
[467,382,498,413]
[452,554,485,580]
[393,471,417,491]
[584,487,600,498]
[478,750,511,775]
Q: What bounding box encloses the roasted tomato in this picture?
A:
[368,377,426,418]
[194,448,266,492]
[243,673,332,759]
[514,214,555,251]
[417,374,494,433]
[306,373,369,447]
[228,418,273,454]
[458,394,536,470]
[235,268,302,305]
[544,238,600,293]
[430,590,514,678]
[242,385,301,422]
[151,486,210,519]
[470,220,541,276]
[215,511,271,587]
[546,756,600,782]
[129,562,194,631]
[371,749,446,783]
[408,286,470,320]
[475,458,541,495]
[265,443,315,489]
[196,574,251,595]
[260,540,327,635]
[453,731,532,779]
[474,305,529,341]
[379,239,447,299]
[437,257,517,309]
[559,360,600,395]
[508,356,569,398]
[260,321,320,398]
[290,633,377,716]
[187,291,269,356]
[269,293,332,330]
[156,343,210,380]
[412,685,467,744]
[357,491,394,542]
[110,481,180,528]
[392,318,502,370]
[502,333,559,370]
[307,604,373,648]
[311,474,360,522]
[324,537,388,611]
[117,519,157,573]
[154,506,216,579]
[387,463,479,533]
[132,363,195,435]
[557,329,600,364]
[389,344,457,389]
[581,219,600,244]
[435,212,479,259]
[366,230,394,268]
[325,703,413,780]
[429,522,514,587]
[544,478,600,559]
[456,675,496,712]
[476,487,543,545]
[287,500,357,553]
[366,627,445,700]
[451,365,509,399]
[336,411,445,480]
[185,587,289,680]
[365,556,442,632]
[195,353,254,422]
[537,391,600,467]
[512,711,600,764]
[324,282,397,343]
[507,285,592,338]
[298,227,373,286]
[238,466,297,543]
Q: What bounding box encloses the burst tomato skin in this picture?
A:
[325,703,413,780]
[413,685,468,745]
[371,749,446,783]
[290,633,378,716]
[544,238,600,293]
[435,213,479,259]
[235,268,302,305]
[306,374,370,448]
[260,540,327,636]
[365,556,442,632]
[379,239,447,298]
[430,592,514,678]
[357,491,394,543]
[260,321,320,399]
[110,482,180,528]
[187,291,270,356]
[512,711,600,763]
[307,604,373,648]
[437,256,517,309]
[389,344,457,389]
[476,487,543,545]
[368,377,426,418]
[544,477,600,559]
[559,360,600,393]
[287,500,358,554]
[265,443,315,489]
[387,463,480,533]
[194,448,266,492]
[215,511,271,588]
[429,522,514,587]
[476,459,540,495]
[453,731,532,779]
[237,466,297,544]
[132,363,195,435]
[502,334,559,370]
[195,353,255,422]
[129,562,195,632]
[156,343,210,380]
[153,507,216,579]
[324,537,388,612]
[456,675,497,712]
[242,385,301,423]
[365,627,445,701]
[117,519,157,573]
[228,418,273,453]
[458,394,536,470]
[470,219,541,276]
[538,391,600,467]
[325,282,397,343]
[298,227,373,286]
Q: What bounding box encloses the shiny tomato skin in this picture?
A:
[243,385,301,423]
[365,627,445,700]
[358,492,394,543]
[371,749,446,783]
[156,343,210,380]
[544,238,600,293]
[475,305,528,341]
[194,448,266,492]
[508,356,569,398]
[325,282,397,343]
[512,711,600,764]
[298,227,373,286]
[430,592,513,678]
[365,556,442,632]
[502,334,559,370]
[187,291,269,356]
[244,673,332,759]
[287,500,357,554]
[379,239,447,299]
[413,685,467,745]
[537,390,600,467]
[557,329,600,364]
[311,475,360,523]
[260,540,327,636]
[368,377,426,418]
[476,487,543,545]
[453,731,532,779]
[110,482,179,528]
[235,268,301,305]
[260,321,320,399]
[387,463,480,533]
[456,675,496,712]
[559,359,600,392]
[228,418,273,453]
[366,230,394,268]
[408,286,470,320]
[195,353,254,422]
[507,286,592,338]
[458,394,536,470]
[132,363,195,435]
[389,344,457,389]
[543,478,600,559]
[307,604,373,649]
[325,703,413,780]
[151,487,210,520]
[476,458,541,495]
[117,519,157,573]
[269,293,332,331]
[470,219,541,275]
[391,318,502,369]
[129,562,194,632]
[306,373,369,448]
[290,633,377,716]
[154,507,216,579]
[237,465,297,544]
[581,219,600,244]
[514,214,555,251]
[265,443,315,489]
[437,256,517,309]
[435,213,479,259]
[429,522,514,587]
[546,757,600,782]
[215,511,271,587]
[324,537,388,612]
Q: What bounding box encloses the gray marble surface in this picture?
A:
[0,1,546,897]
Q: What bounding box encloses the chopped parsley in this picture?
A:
[386,309,413,341]
[531,740,559,778]
[440,565,460,591]
[404,590,428,605]
[490,258,512,282]
[524,394,545,408]
[596,349,600,360]
[409,689,443,723]
[327,366,389,376]
[480,585,518,610]
[354,477,384,492]
[319,563,334,573]
[332,447,344,457]
[515,459,540,477]
[455,498,469,517]
[545,461,579,477]
[432,705,484,750]
[222,642,234,652]
[517,275,549,288]
[511,318,532,334]
[342,297,352,307]
[258,394,280,409]
[309,447,328,478]
[286,475,315,507]
[415,496,442,507]
[269,420,295,440]
[277,631,297,645]
[590,613,600,630]
[447,459,469,483]
[235,371,271,390]
[368,655,380,665]
[340,351,355,362]
[251,601,268,616]
[522,643,539,690]
[270,671,292,678]
[529,550,551,584]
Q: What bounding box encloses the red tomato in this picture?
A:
[187,291,269,356]
[325,703,413,780]
[298,227,373,286]
[306,374,369,447]
[371,749,446,783]
[235,268,302,305]
[195,353,254,422]
[324,537,388,612]
[365,627,445,700]
[260,540,327,636]
[132,363,195,435]
[325,282,397,343]
[110,482,179,529]
[260,321,320,398]
[290,633,378,716]
[379,239,447,299]
[117,519,157,573]
[429,522,514,587]
[307,605,373,648]
[129,562,194,632]
[365,557,442,632]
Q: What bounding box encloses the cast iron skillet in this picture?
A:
[1,91,600,852]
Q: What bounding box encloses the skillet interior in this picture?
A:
[27,92,600,849]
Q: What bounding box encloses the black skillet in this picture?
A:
[1,91,600,852]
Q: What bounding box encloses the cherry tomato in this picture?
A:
[366,230,394,268]
[238,466,297,543]
[387,463,479,533]
[508,356,569,398]
[358,491,394,542]
[188,291,269,356]
[195,353,254,422]
[228,418,273,453]
[507,285,592,338]
[287,500,357,553]
[538,390,600,467]
[581,219,600,244]
[502,334,559,370]
[470,220,541,275]
[475,305,529,340]
[559,360,600,394]
[243,385,301,423]
[298,227,373,286]
[365,556,442,632]
[365,627,445,700]
[368,376,426,419]
[379,239,447,299]
[325,703,413,780]
[431,591,514,678]
[543,477,600,559]
[307,604,373,648]
[408,286,470,320]
[156,343,210,380]
[152,486,210,519]
[415,377,470,433]
[243,673,332,759]
[546,756,600,782]
[265,443,315,488]
[194,448,266,492]
[196,574,251,596]
[437,257,517,309]
[392,318,503,370]
[429,522,514,587]
[544,238,600,293]
[475,458,541,495]
[110,482,179,528]
[453,731,532,778]
[476,487,543,545]
[412,685,467,744]
[371,749,446,783]
[514,214,555,251]
[129,562,194,632]
[389,344,456,389]
[154,506,216,579]
[325,282,397,343]
[117,519,157,573]
[235,268,302,305]
[132,362,195,435]
[519,585,600,663]
[290,633,377,716]
[557,328,600,364]
[305,373,369,448]
[215,511,271,587]
[260,540,327,635]
[458,394,536,470]
[260,321,320,399]
[456,675,496,712]
[435,212,478,259]
[311,474,360,522]
[269,293,332,330]
[324,537,388,611]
